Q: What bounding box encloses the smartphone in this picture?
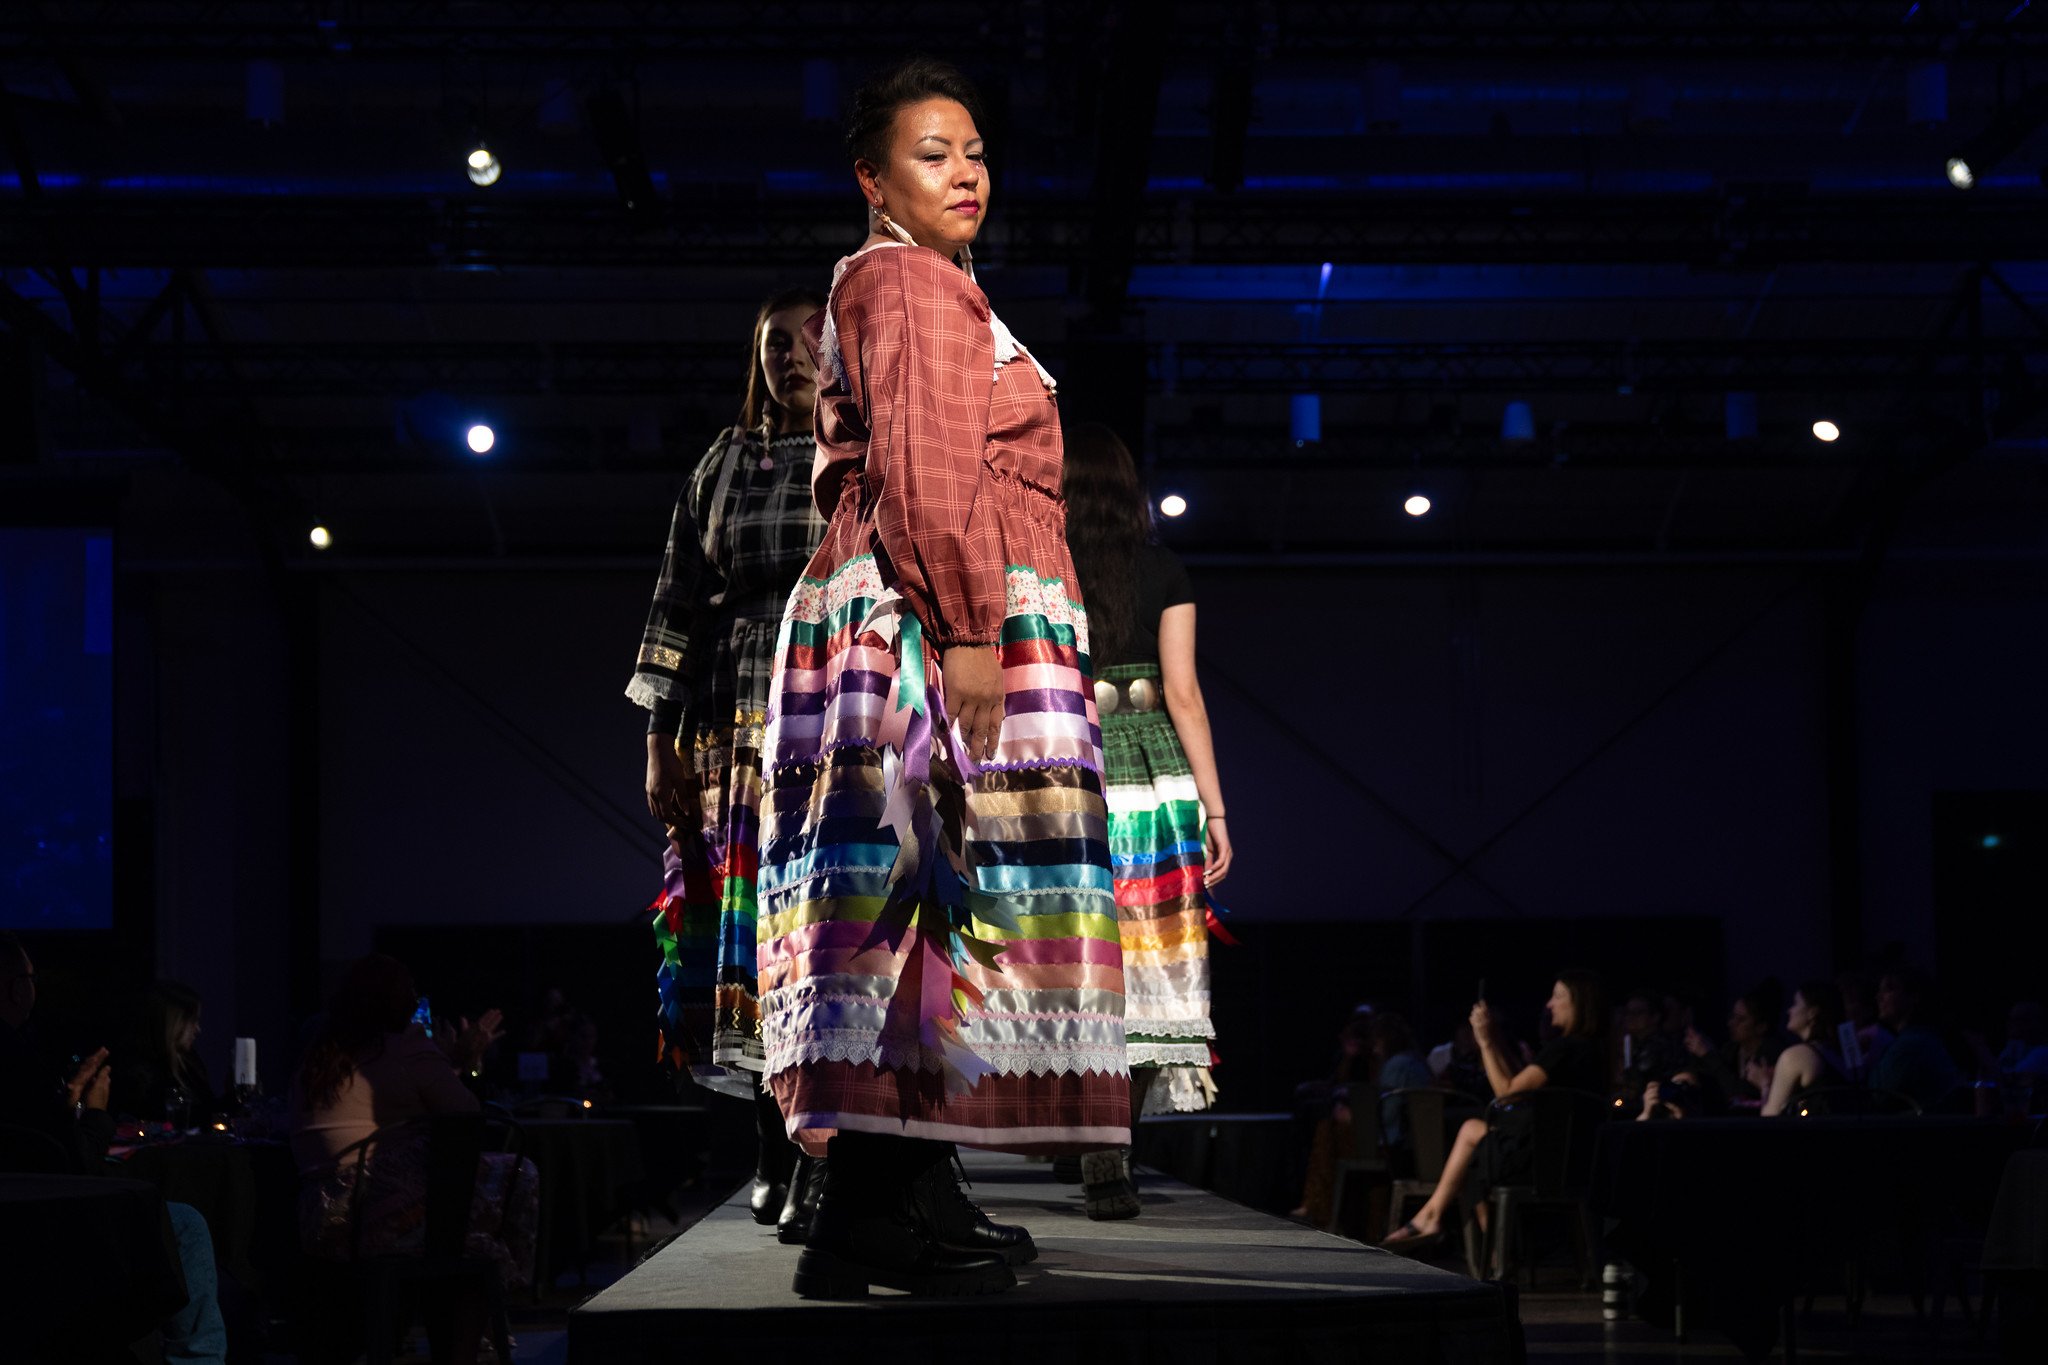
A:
[411,995,434,1039]
[1476,978,1487,1004]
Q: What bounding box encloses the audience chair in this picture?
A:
[1382,1088,1496,1271]
[1323,1081,1389,1238]
[1481,1087,1612,1288]
[332,1111,527,1365]
[0,1121,74,1174]
[1792,1086,1922,1118]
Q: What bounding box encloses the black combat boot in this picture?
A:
[749,1085,797,1226]
[792,1132,1015,1298]
[910,1147,1037,1264]
[776,1151,828,1244]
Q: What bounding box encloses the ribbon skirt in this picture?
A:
[1099,663,1218,1114]
[756,537,1131,1155]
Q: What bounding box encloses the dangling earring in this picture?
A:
[870,201,916,247]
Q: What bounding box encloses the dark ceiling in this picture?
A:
[5,1,2048,561]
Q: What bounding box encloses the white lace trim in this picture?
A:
[1127,1041,1213,1067]
[765,1032,1129,1080]
[1125,1016,1217,1040]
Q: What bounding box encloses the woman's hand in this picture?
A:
[941,645,1005,764]
[1204,816,1234,886]
[442,1009,505,1073]
[645,733,697,825]
[66,1047,110,1109]
[1469,1000,1494,1044]
[1742,1057,1773,1093]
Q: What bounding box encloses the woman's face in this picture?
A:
[1547,980,1574,1034]
[857,97,987,256]
[759,303,817,429]
[1729,1000,1762,1047]
[178,1008,202,1053]
[1788,992,1815,1040]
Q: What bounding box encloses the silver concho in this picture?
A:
[1093,679,1120,715]
[1126,677,1161,712]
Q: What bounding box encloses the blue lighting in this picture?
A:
[1982,833,2003,849]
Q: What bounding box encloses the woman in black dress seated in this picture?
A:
[1759,980,1849,1116]
[1382,971,1607,1252]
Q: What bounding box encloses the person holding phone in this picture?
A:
[1383,971,1607,1252]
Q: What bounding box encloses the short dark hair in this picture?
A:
[845,57,987,167]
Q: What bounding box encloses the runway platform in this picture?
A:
[569,1153,1523,1364]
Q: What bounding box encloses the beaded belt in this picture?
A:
[1093,674,1163,716]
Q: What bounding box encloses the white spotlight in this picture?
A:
[1403,494,1432,517]
[466,423,497,454]
[1158,493,1188,518]
[1811,419,1841,443]
[308,524,333,550]
[465,142,502,187]
[1945,156,1974,189]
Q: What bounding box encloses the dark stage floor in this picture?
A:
[568,1152,1521,1363]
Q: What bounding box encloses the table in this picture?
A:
[116,1135,303,1300]
[518,1117,646,1288]
[1592,1116,2022,1360]
[0,1173,188,1355]
[1982,1147,2048,1360]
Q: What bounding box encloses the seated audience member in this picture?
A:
[1372,1011,1437,1147]
[1869,965,1965,1110]
[1289,1011,1375,1223]
[1760,981,1852,1116]
[1618,988,1683,1103]
[0,932,227,1362]
[1429,1019,1489,1099]
[1685,986,1784,1108]
[113,978,217,1125]
[1382,971,1607,1252]
[1637,1070,1709,1120]
[1837,967,1892,1073]
[1996,1001,2046,1073]
[291,954,533,1365]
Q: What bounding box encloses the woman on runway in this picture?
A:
[1060,421,1234,1219]
[628,285,826,1227]
[757,57,1128,1298]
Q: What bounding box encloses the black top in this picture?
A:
[1532,1033,1608,1096]
[1110,543,1195,668]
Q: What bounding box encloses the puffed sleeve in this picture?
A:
[837,249,1005,646]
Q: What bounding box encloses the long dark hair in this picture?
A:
[1555,969,1607,1042]
[735,287,826,435]
[1794,979,1846,1046]
[134,980,205,1092]
[1061,420,1153,665]
[297,954,419,1111]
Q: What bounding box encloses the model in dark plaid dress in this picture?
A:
[630,423,827,1097]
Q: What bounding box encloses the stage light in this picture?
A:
[466,423,496,454]
[465,142,502,187]
[1811,419,1840,443]
[309,524,333,550]
[1158,494,1188,518]
[1982,833,2003,849]
[1403,494,1432,517]
[1501,400,1535,442]
[1945,84,2048,190]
